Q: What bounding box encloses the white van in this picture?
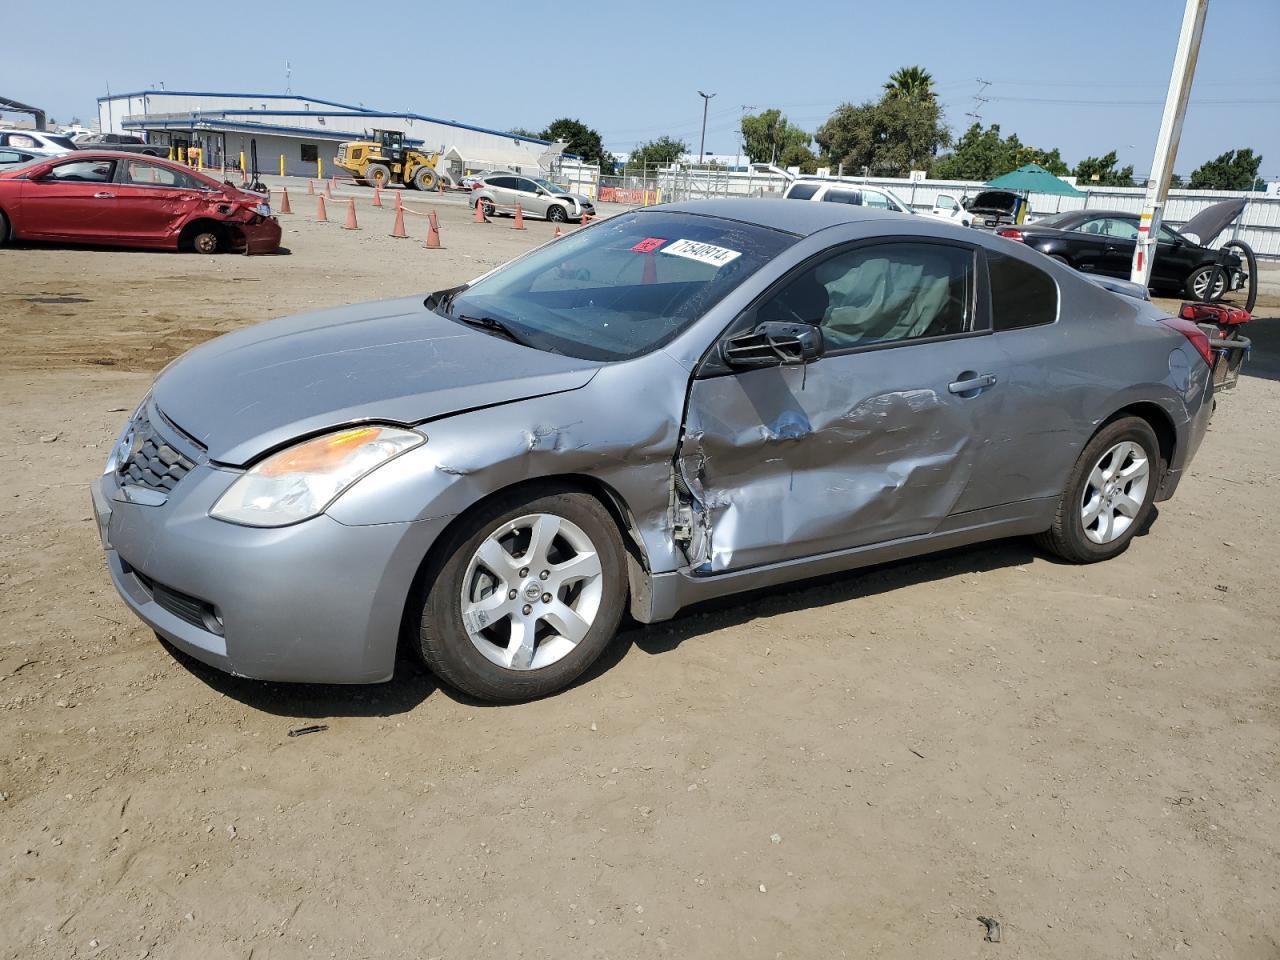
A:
[782,179,972,227]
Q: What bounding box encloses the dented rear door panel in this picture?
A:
[678,335,1001,573]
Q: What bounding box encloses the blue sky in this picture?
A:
[8,0,1279,178]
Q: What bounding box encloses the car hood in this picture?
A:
[154,295,602,465]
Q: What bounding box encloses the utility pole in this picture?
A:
[1131,0,1209,287]
[965,78,990,124]
[735,104,755,174]
[698,90,716,163]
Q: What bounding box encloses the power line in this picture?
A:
[965,78,991,124]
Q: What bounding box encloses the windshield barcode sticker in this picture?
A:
[661,238,742,268]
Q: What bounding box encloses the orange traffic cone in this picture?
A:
[372,185,383,208]
[425,209,442,249]
[553,225,562,238]
[580,212,589,225]
[343,198,358,230]
[474,200,489,224]
[390,205,407,238]
[306,179,314,196]
[325,179,334,200]
[316,195,328,222]
[278,187,292,214]
[395,190,403,211]
[512,203,526,230]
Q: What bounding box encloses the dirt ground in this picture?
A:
[2,186,1278,960]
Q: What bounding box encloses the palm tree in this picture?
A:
[883,66,936,103]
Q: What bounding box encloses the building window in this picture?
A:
[300,144,318,162]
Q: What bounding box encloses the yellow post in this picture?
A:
[178,146,186,164]
[279,154,285,177]
[317,157,323,180]
[167,145,175,161]
[197,151,203,172]
[239,150,246,174]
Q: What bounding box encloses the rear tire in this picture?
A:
[1035,416,1162,563]
[0,209,9,244]
[413,167,439,191]
[365,163,392,189]
[415,487,627,702]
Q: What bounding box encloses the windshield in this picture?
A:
[45,135,77,150]
[442,211,795,361]
[534,177,568,194]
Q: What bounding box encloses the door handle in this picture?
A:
[948,373,997,395]
[94,192,115,199]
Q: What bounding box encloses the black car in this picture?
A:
[996,200,1246,300]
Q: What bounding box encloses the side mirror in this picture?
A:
[723,320,824,368]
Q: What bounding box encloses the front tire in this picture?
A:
[1186,264,1226,301]
[0,208,9,244]
[413,167,439,191]
[1035,416,1161,563]
[416,488,627,702]
[547,204,569,223]
[191,229,220,255]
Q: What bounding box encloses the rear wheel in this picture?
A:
[364,163,392,189]
[1035,416,1161,563]
[415,488,627,702]
[0,209,8,244]
[413,167,439,191]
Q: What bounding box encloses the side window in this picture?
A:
[1157,225,1181,243]
[515,178,538,194]
[6,133,38,149]
[0,150,30,165]
[122,160,202,188]
[988,251,1058,331]
[785,183,820,200]
[490,176,516,189]
[46,159,116,182]
[822,189,862,205]
[860,191,894,210]
[300,143,318,162]
[758,242,975,350]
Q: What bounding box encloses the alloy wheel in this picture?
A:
[460,513,604,670]
[1080,440,1150,544]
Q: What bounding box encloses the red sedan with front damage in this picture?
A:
[0,151,281,254]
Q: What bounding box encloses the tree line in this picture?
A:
[514,67,1264,191]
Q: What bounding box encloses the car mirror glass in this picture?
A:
[723,321,824,368]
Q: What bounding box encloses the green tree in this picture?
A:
[883,65,936,103]
[507,127,542,139]
[1072,151,1134,187]
[815,96,949,178]
[740,108,814,166]
[542,118,613,174]
[625,136,689,171]
[1189,148,1263,191]
[931,123,1067,180]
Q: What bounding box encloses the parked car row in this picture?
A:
[0,129,165,166]
[783,178,973,227]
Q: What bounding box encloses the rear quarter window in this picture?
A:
[785,183,820,200]
[987,251,1058,331]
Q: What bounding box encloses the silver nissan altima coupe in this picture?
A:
[92,199,1216,701]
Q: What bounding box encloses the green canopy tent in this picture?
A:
[979,163,1084,225]
[986,163,1085,198]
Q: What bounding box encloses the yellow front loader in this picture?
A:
[336,129,442,190]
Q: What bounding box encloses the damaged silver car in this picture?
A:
[93,199,1217,701]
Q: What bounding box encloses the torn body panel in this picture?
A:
[678,335,1004,573]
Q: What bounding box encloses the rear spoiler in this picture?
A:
[1083,274,1149,301]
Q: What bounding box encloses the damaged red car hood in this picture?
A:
[153,296,602,466]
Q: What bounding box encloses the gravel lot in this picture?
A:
[2,188,1278,960]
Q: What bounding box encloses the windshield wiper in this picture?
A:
[455,313,528,346]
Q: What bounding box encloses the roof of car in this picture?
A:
[1051,209,1132,221]
[648,198,907,236]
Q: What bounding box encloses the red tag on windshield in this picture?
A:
[630,237,665,253]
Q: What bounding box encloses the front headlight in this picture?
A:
[254,202,271,217]
[104,393,151,476]
[210,425,424,527]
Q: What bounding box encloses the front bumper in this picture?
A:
[229,215,282,255]
[92,465,449,684]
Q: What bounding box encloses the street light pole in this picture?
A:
[1130,0,1209,288]
[697,90,716,163]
